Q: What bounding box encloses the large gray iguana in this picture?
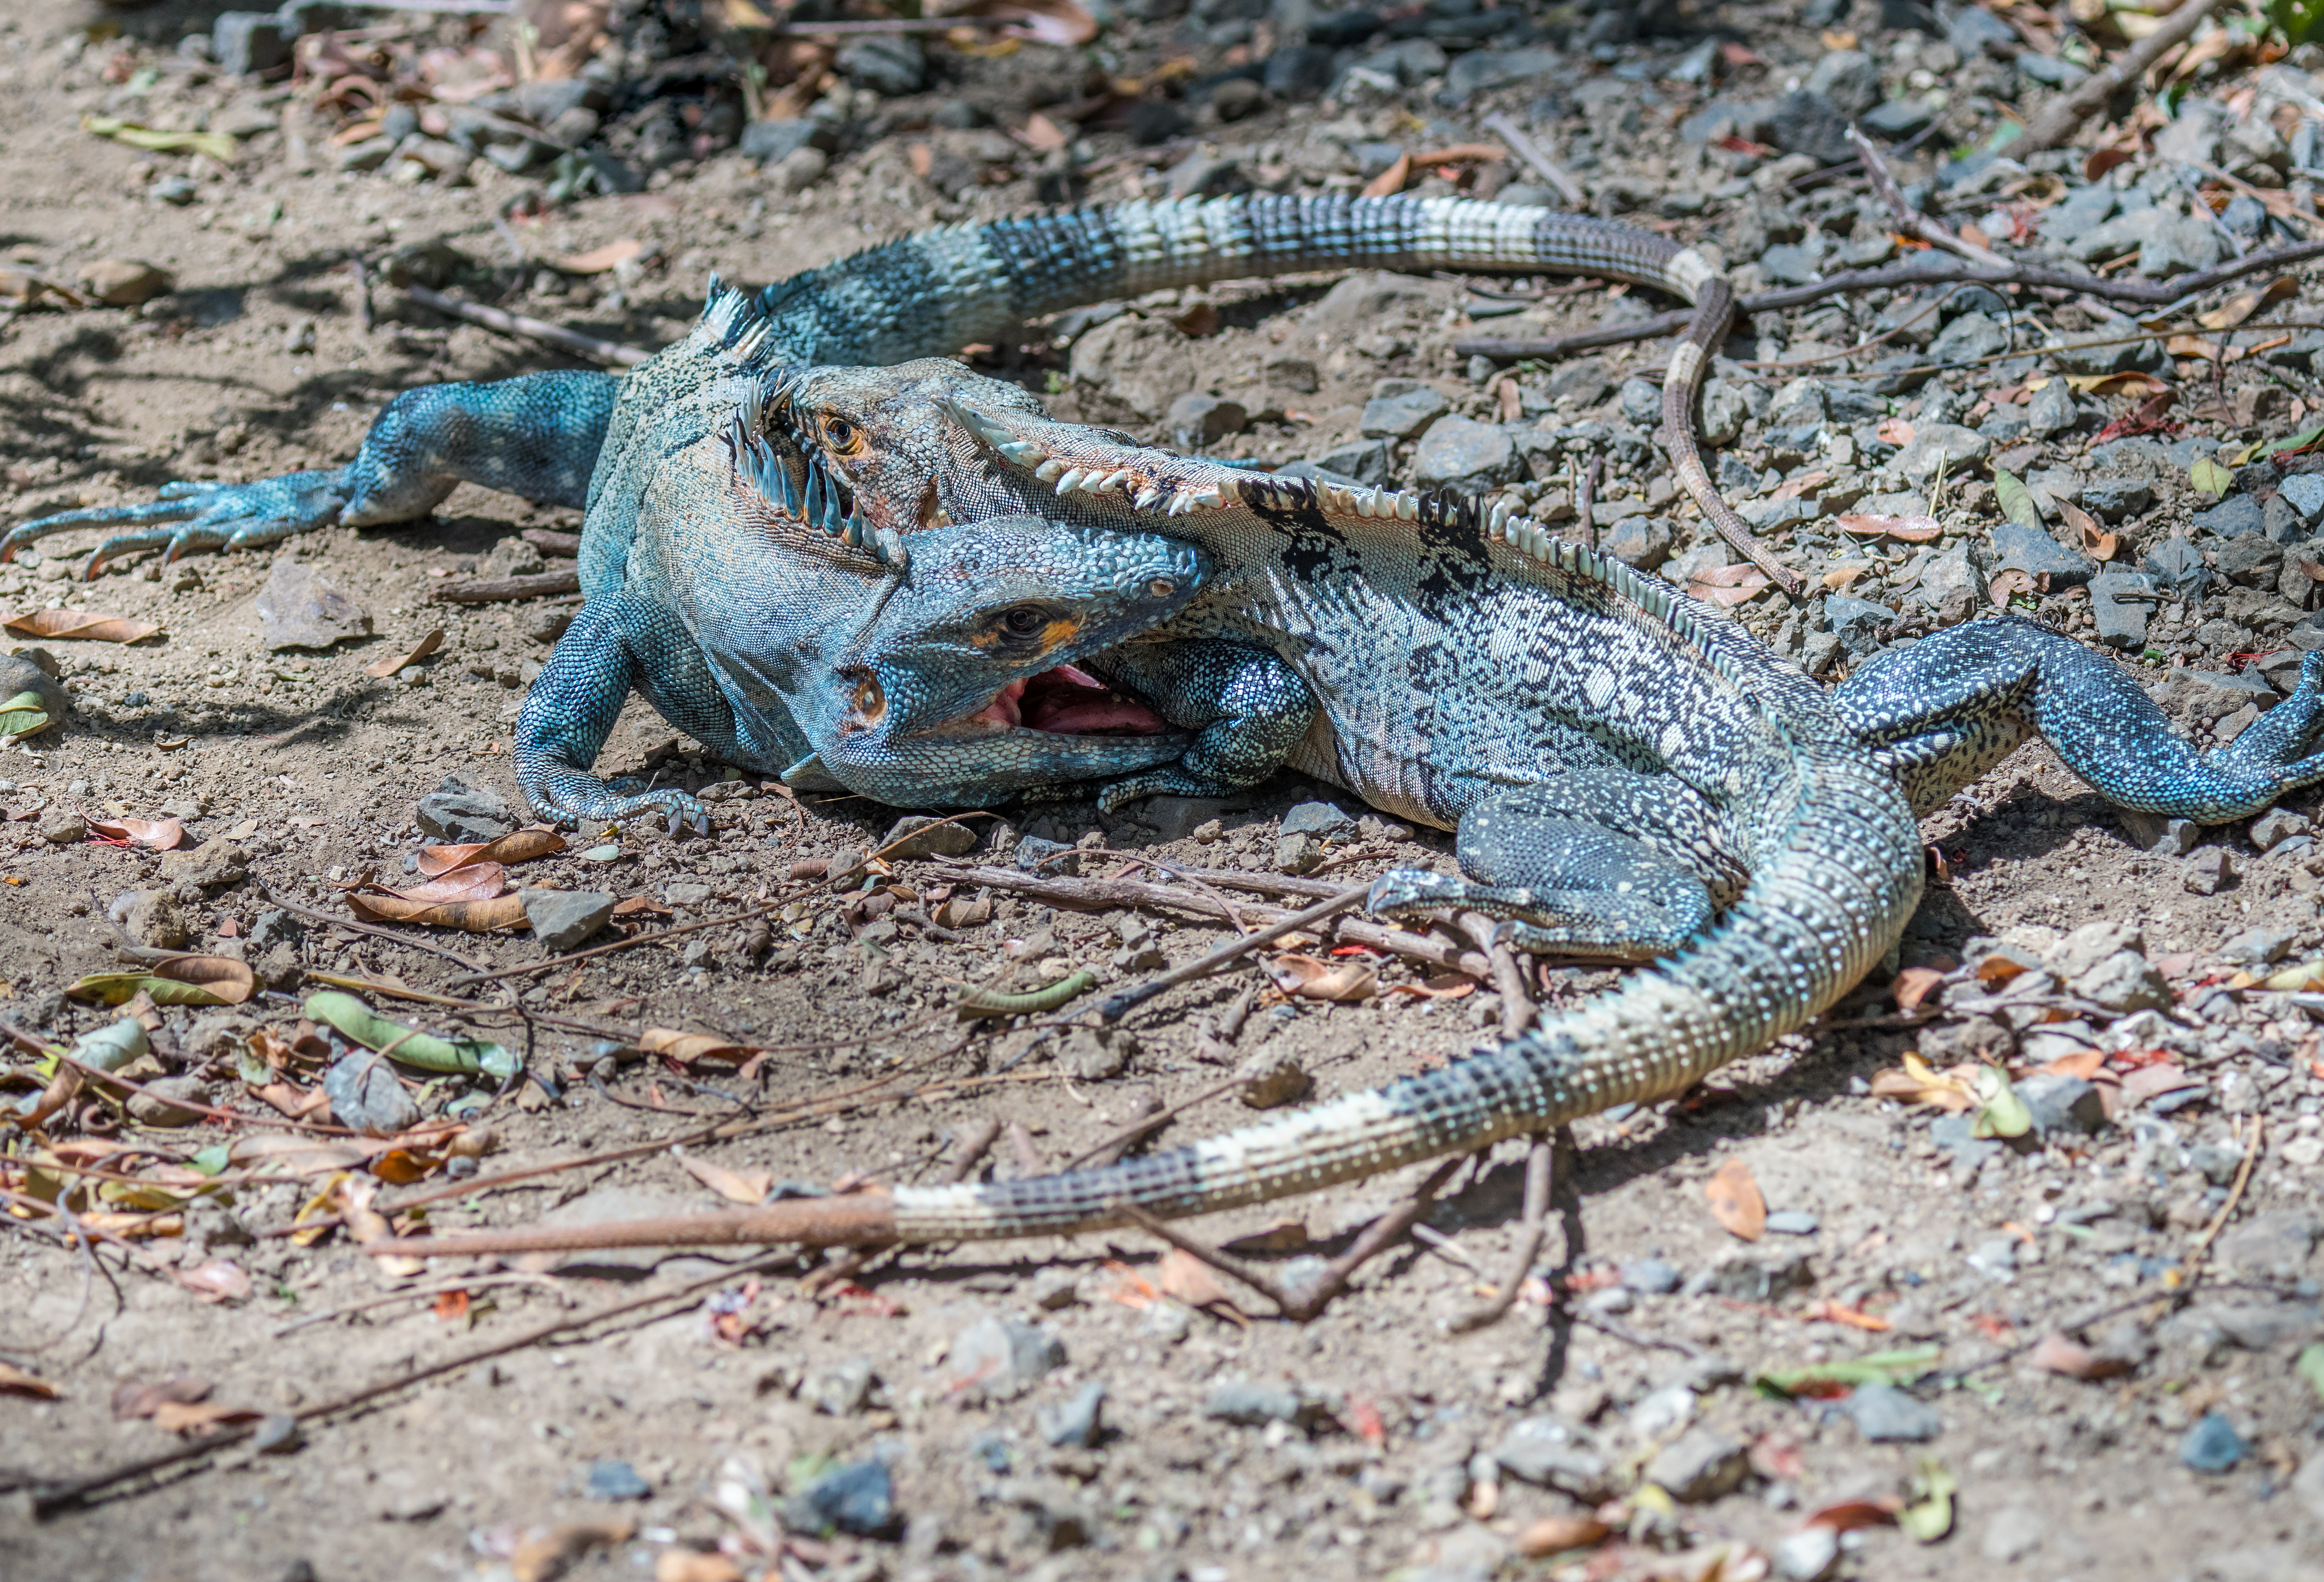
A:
[0,195,1752,826]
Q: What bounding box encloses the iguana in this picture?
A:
[0,195,1756,823]
[366,377,2324,1263]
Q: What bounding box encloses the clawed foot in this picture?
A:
[0,469,350,578]
[1097,768,1246,815]
[1366,868,1469,916]
[520,769,706,833]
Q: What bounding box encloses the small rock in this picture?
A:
[1361,385,1449,439]
[1894,422,1989,481]
[252,1414,304,1455]
[1627,1383,1695,1437]
[1167,392,1247,449]
[159,841,249,893]
[1059,1025,1136,1081]
[2179,1412,2249,1473]
[126,1076,210,1128]
[1037,1380,1107,1448]
[2119,809,2199,855]
[2185,846,2236,895]
[2087,570,2158,650]
[2250,807,2309,851]
[2070,949,2170,1013]
[949,1315,1064,1398]
[2219,922,2295,965]
[1237,1050,1312,1108]
[1281,800,1355,838]
[519,889,616,953]
[324,1049,421,1134]
[1414,414,1518,492]
[837,34,925,94]
[774,148,828,193]
[1775,1524,1840,1582]
[787,1457,897,1538]
[1643,1429,1748,1502]
[1204,1380,1330,1431]
[415,772,517,844]
[585,1460,652,1501]
[1991,520,2095,589]
[806,1357,881,1417]
[880,814,978,859]
[1275,829,1326,874]
[1494,1417,1611,1500]
[1013,835,1079,877]
[2015,1073,2108,1137]
[1846,1383,1942,1442]
[255,557,372,650]
[110,888,189,949]
[1620,1257,1682,1295]
[213,11,291,76]
[1764,1210,1820,1236]
[1601,516,1673,570]
[739,119,835,165]
[77,258,173,307]
[39,811,85,846]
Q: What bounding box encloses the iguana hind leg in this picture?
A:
[1,370,619,577]
[1370,771,1733,960]
[1837,614,2324,823]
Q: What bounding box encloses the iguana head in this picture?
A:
[797,511,1207,807]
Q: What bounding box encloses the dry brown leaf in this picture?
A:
[1156,1246,1234,1309]
[414,826,565,875]
[112,1375,210,1420]
[1801,1498,1902,1532]
[175,1259,254,1304]
[1891,966,1944,1012]
[1262,952,1377,1002]
[1361,152,1411,199]
[1,609,161,644]
[2121,1063,2199,1105]
[2028,1331,2134,1380]
[640,1027,758,1064]
[550,237,644,274]
[1017,112,1070,152]
[2040,1048,2107,1080]
[87,816,187,851]
[1987,567,2035,606]
[344,892,528,931]
[1875,417,1915,446]
[1868,1053,1980,1111]
[653,1553,746,1582]
[1704,1157,1765,1241]
[0,1362,60,1399]
[1517,1516,1612,1557]
[1687,562,1772,607]
[674,1148,772,1204]
[513,1521,636,1582]
[361,628,445,679]
[371,862,508,905]
[2052,497,2117,560]
[151,1399,262,1435]
[1383,973,1477,1000]
[1835,512,1944,542]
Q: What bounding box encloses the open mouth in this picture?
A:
[958,663,1168,736]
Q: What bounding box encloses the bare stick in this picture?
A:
[1006,1120,1045,1178]
[1849,125,2009,272]
[428,569,582,604]
[270,1272,564,1337]
[1573,455,1601,552]
[445,902,782,989]
[1098,884,1371,1020]
[401,284,653,368]
[2018,0,2226,153]
[2188,1115,2262,1268]
[800,1117,1002,1294]
[1480,112,1585,208]
[1449,1132,1553,1332]
[1456,913,1536,1041]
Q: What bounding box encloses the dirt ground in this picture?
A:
[2,2,2323,1581]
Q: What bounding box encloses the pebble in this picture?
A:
[1619,1257,1683,1295]
[1413,414,1519,492]
[253,1414,304,1455]
[1626,1383,1696,1437]
[1036,1380,1107,1448]
[1360,385,1449,440]
[1642,1428,1748,1502]
[786,1456,897,1537]
[323,1049,420,1133]
[948,1315,1064,1398]
[806,1357,880,1416]
[1203,1380,1325,1430]
[585,1459,652,1500]
[2179,1412,2249,1473]
[1775,1524,1840,1581]
[519,889,616,953]
[257,558,374,652]
[2015,1072,2107,1138]
[2250,808,2310,852]
[1763,1210,1820,1236]
[1846,1383,1943,1442]
[879,813,978,859]
[1493,1417,1610,1500]
[2185,847,2236,896]
[1980,1505,2045,1564]
[126,1076,210,1128]
[414,771,515,844]
[39,811,85,846]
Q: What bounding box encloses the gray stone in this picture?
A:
[2194,494,2266,538]
[1861,98,1935,139]
[1312,437,1391,483]
[2119,809,2200,855]
[1060,1025,1137,1079]
[1776,1524,1842,1582]
[1361,385,1449,439]
[1618,377,1662,425]
[109,888,189,949]
[2167,668,2278,722]
[806,1357,881,1417]
[2015,1073,2108,1137]
[2251,807,2310,851]
[949,1315,1065,1397]
[1546,358,1612,407]
[2048,919,2141,979]
[415,773,517,843]
[1992,520,2096,589]
[880,814,978,859]
[2081,476,2154,520]
[2213,1211,2320,1278]
[1643,1429,1749,1502]
[2186,845,2236,895]
[1136,795,1238,841]
[214,11,291,76]
[738,118,834,165]
[1205,1380,1321,1428]
[2180,1412,2249,1473]
[1601,516,1672,570]
[126,1075,210,1128]
[1263,44,1337,101]
[2144,536,2211,598]
[159,841,249,893]
[1413,415,1518,492]
[1917,541,1988,620]
[1847,1383,1942,1442]
[2219,922,2295,964]
[586,1460,653,1501]
[518,889,614,953]
[773,148,827,193]
[2088,571,2158,650]
[253,1414,304,1455]
[2026,378,2077,438]
[1281,800,1356,838]
[1805,49,1881,117]
[256,558,372,650]
[2279,472,2324,528]
[1037,1380,1107,1448]
[1928,311,2009,364]
[1014,835,1079,876]
[1620,1257,1683,1294]
[1275,828,1324,874]
[324,1049,421,1134]
[1165,151,1242,199]
[1980,1505,2046,1565]
[836,35,925,95]
[1895,423,1989,481]
[1770,91,1854,165]
[1168,392,1247,448]
[1494,1417,1611,1500]
[2071,949,2171,1013]
[1443,46,1561,101]
[788,1457,896,1538]
[1764,1210,1820,1236]
[1758,243,1822,286]
[1824,595,1899,657]
[1948,5,2019,56]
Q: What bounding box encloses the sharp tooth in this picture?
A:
[999,441,1043,464]
[1054,468,1087,493]
[1168,492,1193,516]
[1134,485,1164,509]
[1489,498,1511,535]
[803,466,826,527]
[1192,486,1224,509]
[1351,490,1373,518]
[1321,484,1346,512]
[1101,469,1133,493]
[1034,459,1068,484]
[1395,493,1418,522]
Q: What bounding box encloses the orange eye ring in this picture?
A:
[821,414,863,455]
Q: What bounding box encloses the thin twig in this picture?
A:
[256,885,489,974]
[2189,1115,2263,1268]
[270,1272,565,1337]
[1098,885,1371,1021]
[444,902,783,988]
[800,1116,1002,1296]
[1849,125,2010,272]
[1480,111,1585,208]
[1449,1132,1554,1332]
[401,284,653,367]
[2018,0,2225,153]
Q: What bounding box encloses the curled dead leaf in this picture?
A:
[0,1362,60,1399]
[1,609,162,644]
[2029,1331,2134,1381]
[1891,966,1944,1012]
[151,1399,262,1435]
[1517,1516,1611,1557]
[344,891,529,931]
[173,1259,254,1304]
[1704,1157,1765,1241]
[639,1027,758,1064]
[1384,973,1477,1000]
[2052,497,2117,560]
[1802,1498,1901,1532]
[1875,417,1915,446]
[549,237,644,274]
[674,1148,772,1205]
[1262,952,1377,1002]
[88,816,187,851]
[1156,1246,1235,1310]
[69,954,254,1008]
[415,826,565,875]
[361,628,445,679]
[1835,512,1944,543]
[1687,562,1772,607]
[367,862,508,905]
[1987,567,2036,607]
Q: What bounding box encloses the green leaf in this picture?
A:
[303,990,520,1082]
[1971,1062,2032,1140]
[1755,1343,1945,1399]
[0,690,50,740]
[2188,456,2235,497]
[65,971,236,1008]
[2299,1342,2324,1403]
[1992,469,2044,533]
[2256,422,2324,462]
[189,1143,231,1176]
[1899,1458,1956,1543]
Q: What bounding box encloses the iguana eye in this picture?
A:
[821,415,862,455]
[1147,579,1175,599]
[1001,607,1045,636]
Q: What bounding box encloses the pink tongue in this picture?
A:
[1030,697,1170,734]
[967,678,1026,729]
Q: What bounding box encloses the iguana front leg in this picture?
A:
[2,370,619,577]
[1836,614,2324,822]
[1079,639,1316,813]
